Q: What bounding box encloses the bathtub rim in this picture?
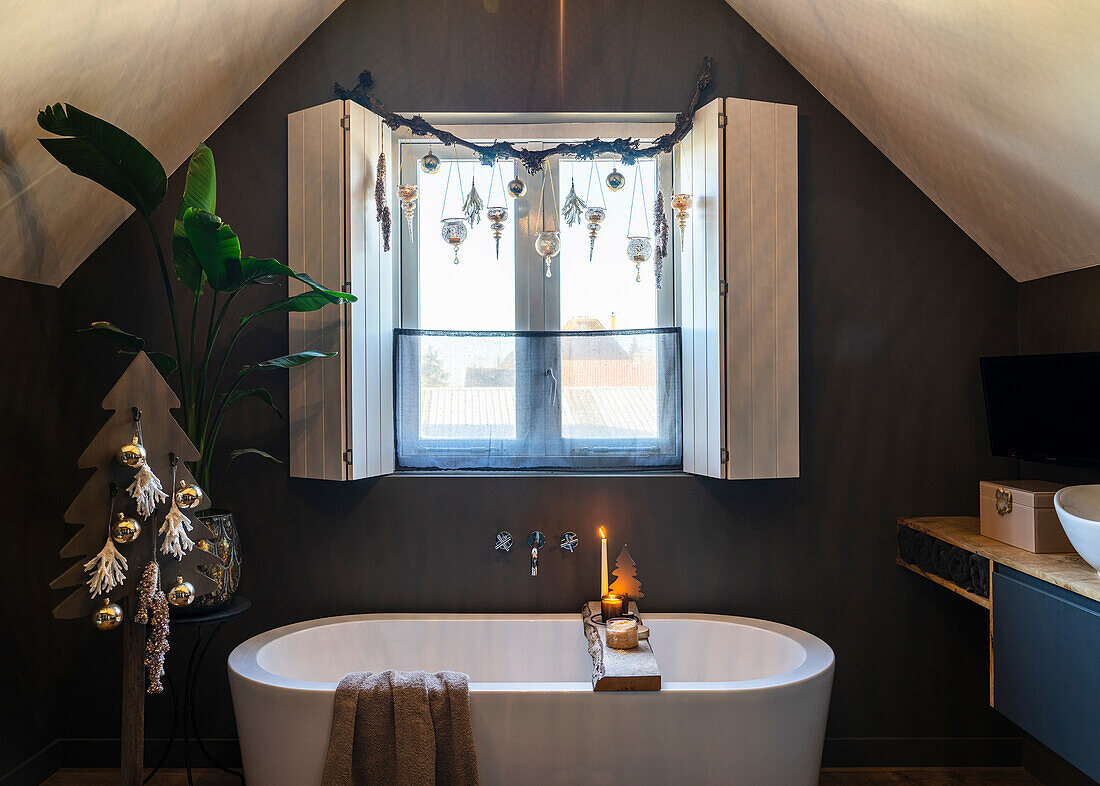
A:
[228,611,834,695]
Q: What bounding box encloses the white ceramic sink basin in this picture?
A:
[1054,485,1100,577]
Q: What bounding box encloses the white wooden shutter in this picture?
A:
[678,97,799,479]
[287,100,395,480]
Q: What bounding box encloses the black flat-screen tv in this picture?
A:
[980,352,1100,466]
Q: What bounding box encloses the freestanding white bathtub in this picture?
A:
[228,613,833,785]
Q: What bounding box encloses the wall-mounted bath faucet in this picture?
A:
[528,531,546,576]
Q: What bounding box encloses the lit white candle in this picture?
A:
[599,526,608,597]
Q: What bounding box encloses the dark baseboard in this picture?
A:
[822,736,1023,768]
[0,738,242,785]
[1023,737,1099,786]
[1,741,61,786]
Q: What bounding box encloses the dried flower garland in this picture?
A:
[375,152,391,252]
[653,190,669,289]
[335,58,714,173]
[135,560,170,693]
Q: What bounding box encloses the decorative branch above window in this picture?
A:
[333,58,714,173]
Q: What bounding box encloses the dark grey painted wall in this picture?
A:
[4,0,1036,776]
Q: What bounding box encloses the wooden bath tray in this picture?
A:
[582,601,661,692]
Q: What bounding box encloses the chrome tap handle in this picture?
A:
[528,531,546,576]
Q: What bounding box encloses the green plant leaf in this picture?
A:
[239,257,356,303]
[225,387,282,418]
[239,290,347,326]
[172,144,216,292]
[239,350,336,375]
[227,448,283,464]
[78,321,145,350]
[37,103,167,216]
[183,208,242,291]
[118,349,178,379]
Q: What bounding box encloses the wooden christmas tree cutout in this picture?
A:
[608,544,644,599]
[51,351,218,620]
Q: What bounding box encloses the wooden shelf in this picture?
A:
[899,516,1100,605]
[896,556,991,608]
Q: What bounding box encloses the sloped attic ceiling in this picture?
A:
[728,0,1100,282]
[0,1,342,287]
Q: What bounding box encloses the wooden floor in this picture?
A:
[44,767,1045,784]
[819,768,1043,785]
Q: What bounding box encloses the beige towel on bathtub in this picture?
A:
[321,670,479,786]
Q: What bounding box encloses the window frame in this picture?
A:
[392,116,681,471]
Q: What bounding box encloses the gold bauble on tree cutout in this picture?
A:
[118,436,146,469]
[174,480,203,510]
[111,512,141,544]
[92,597,123,630]
[167,576,196,607]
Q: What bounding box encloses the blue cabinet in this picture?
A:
[993,566,1100,782]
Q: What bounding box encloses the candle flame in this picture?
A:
[598,526,606,539]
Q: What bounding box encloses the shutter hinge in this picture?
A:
[720,448,729,464]
[719,280,728,295]
[344,449,353,465]
[342,281,352,293]
[340,115,351,130]
[718,113,727,128]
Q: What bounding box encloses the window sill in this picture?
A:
[388,469,691,479]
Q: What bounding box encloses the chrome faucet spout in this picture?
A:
[527,531,546,577]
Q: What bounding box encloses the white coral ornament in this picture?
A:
[127,463,167,519]
[158,499,195,559]
[85,538,128,597]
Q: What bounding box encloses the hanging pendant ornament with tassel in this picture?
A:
[85,483,128,598]
[534,168,561,278]
[583,160,607,262]
[625,164,654,283]
[485,161,509,261]
[375,152,391,252]
[397,184,418,243]
[159,455,195,560]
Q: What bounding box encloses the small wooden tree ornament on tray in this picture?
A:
[49,352,219,786]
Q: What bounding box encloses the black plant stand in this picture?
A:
[144,596,251,786]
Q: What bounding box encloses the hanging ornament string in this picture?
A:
[626,164,651,239]
[584,159,607,208]
[85,482,127,598]
[440,144,466,220]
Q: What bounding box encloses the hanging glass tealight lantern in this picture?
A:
[626,236,654,283]
[486,205,508,260]
[671,193,692,246]
[584,206,606,262]
[440,218,468,264]
[535,231,561,278]
[420,146,441,174]
[397,184,418,242]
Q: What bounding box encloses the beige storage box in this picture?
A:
[979,480,1072,553]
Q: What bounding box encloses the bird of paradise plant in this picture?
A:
[38,103,354,493]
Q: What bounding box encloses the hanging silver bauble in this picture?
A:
[167,576,196,607]
[626,236,654,283]
[174,480,203,510]
[606,166,626,191]
[111,513,141,544]
[419,147,441,174]
[584,206,606,262]
[534,230,561,278]
[92,597,123,631]
[118,436,146,469]
[440,217,468,264]
[507,177,527,198]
